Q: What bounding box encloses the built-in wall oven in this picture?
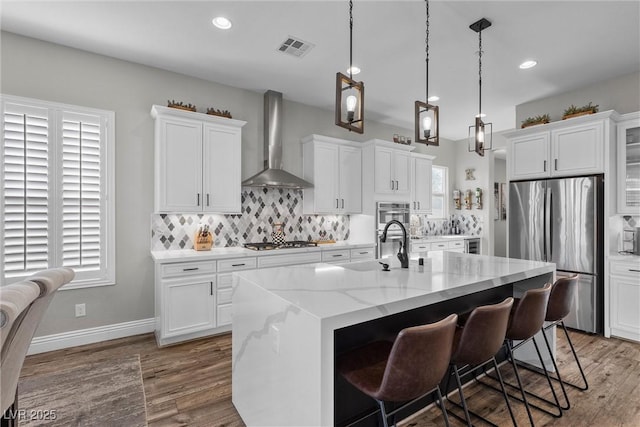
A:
[376,202,410,259]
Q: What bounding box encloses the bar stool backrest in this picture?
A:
[545,275,578,322]
[375,313,458,402]
[451,297,514,366]
[507,283,552,340]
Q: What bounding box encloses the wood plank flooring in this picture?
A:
[20,330,640,426]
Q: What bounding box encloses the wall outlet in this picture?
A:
[270,324,280,354]
[75,303,86,317]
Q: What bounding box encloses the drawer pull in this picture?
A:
[630,269,640,273]
[359,252,368,255]
[332,254,343,257]
[232,263,246,267]
[183,267,199,271]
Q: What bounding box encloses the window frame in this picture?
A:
[1,94,115,290]
[430,164,449,220]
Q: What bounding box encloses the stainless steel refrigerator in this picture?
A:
[509,175,604,334]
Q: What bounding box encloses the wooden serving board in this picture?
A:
[313,240,336,244]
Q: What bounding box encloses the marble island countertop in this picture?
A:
[410,234,477,240]
[234,251,554,323]
[150,240,376,262]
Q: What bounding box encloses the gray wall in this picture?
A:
[1,32,456,336]
[516,71,640,126]
[493,158,507,257]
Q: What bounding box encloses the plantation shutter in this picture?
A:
[61,111,103,273]
[2,103,51,277]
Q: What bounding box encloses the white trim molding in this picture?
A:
[28,318,155,355]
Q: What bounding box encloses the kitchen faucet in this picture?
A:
[380,220,409,268]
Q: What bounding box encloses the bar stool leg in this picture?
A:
[434,388,451,427]
[560,321,589,391]
[506,341,535,426]
[491,357,518,427]
[452,365,473,426]
[376,400,390,427]
[541,324,572,408]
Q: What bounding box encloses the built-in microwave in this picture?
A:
[376,202,410,259]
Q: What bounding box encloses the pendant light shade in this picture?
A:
[468,17,492,156]
[335,0,364,134]
[415,0,439,145]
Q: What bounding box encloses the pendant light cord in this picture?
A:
[425,0,430,102]
[349,0,353,80]
[478,30,483,116]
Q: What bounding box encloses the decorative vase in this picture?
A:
[271,223,286,245]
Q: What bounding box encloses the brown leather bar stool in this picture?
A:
[446,297,516,427]
[337,314,458,427]
[521,275,588,410]
[480,284,561,426]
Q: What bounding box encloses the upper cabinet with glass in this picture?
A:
[617,112,640,214]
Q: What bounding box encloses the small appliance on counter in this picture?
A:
[194,224,213,251]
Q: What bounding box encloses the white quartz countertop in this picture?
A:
[234,252,555,323]
[150,241,376,262]
[609,253,640,262]
[410,234,476,241]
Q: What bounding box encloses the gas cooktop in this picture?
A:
[244,241,318,251]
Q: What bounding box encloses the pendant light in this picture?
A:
[335,0,364,134]
[415,0,439,146]
[468,18,492,156]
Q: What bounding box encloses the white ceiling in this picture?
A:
[2,1,639,140]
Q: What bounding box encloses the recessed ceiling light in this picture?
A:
[519,60,537,69]
[212,16,232,30]
[428,95,440,102]
[347,66,361,75]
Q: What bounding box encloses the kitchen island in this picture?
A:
[231,252,555,426]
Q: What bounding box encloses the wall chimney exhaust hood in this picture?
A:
[242,90,313,189]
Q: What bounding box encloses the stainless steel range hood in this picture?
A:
[241,90,313,189]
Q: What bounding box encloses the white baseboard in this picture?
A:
[28,318,155,355]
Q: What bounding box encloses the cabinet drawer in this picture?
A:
[217,287,233,305]
[322,249,350,262]
[217,257,257,272]
[431,241,448,251]
[411,243,431,253]
[258,252,322,268]
[448,240,465,249]
[160,260,217,278]
[350,248,375,260]
[217,272,234,289]
[611,261,640,278]
[217,303,233,326]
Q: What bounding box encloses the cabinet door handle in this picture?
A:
[341,199,344,208]
[630,269,640,273]
[210,281,213,296]
[554,159,558,171]
[197,193,200,206]
[544,160,547,172]
[207,194,210,206]
[391,180,394,190]
[232,263,246,267]
[183,267,199,271]
[395,180,399,190]
[418,201,420,209]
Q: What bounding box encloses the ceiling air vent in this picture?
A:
[277,36,314,58]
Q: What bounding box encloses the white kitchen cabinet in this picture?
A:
[506,111,616,180]
[610,258,640,342]
[155,259,218,345]
[151,105,246,213]
[373,145,411,195]
[617,112,640,214]
[302,135,362,214]
[411,153,435,213]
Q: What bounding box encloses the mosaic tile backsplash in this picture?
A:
[151,188,350,251]
[410,214,483,237]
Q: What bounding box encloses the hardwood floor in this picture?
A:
[20,330,640,426]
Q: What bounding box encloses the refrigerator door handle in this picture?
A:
[545,186,552,262]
